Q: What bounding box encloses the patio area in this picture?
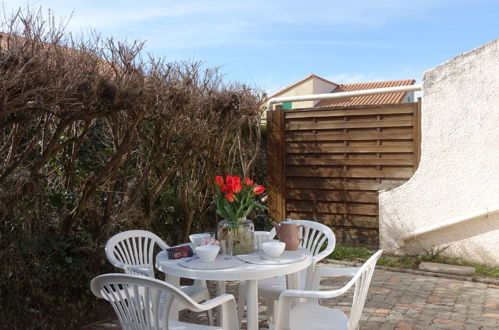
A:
[91,266,499,330]
[2,8,498,329]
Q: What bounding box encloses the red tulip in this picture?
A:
[226,175,233,185]
[225,193,235,203]
[221,184,230,193]
[244,178,254,186]
[232,176,241,183]
[215,176,224,188]
[253,185,265,195]
[231,182,242,193]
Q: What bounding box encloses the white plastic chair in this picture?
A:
[238,220,336,323]
[91,273,239,330]
[274,250,383,330]
[105,230,212,323]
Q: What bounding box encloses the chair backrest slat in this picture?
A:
[294,220,335,259]
[137,236,143,265]
[103,285,127,324]
[347,251,382,330]
[115,241,131,265]
[106,230,170,279]
[312,235,327,256]
[91,273,235,330]
[301,226,311,248]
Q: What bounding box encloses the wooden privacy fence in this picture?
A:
[267,101,421,245]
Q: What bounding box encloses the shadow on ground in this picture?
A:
[87,266,499,330]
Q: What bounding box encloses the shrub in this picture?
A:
[0,7,266,328]
[0,218,113,329]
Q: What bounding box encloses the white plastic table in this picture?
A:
[156,250,312,330]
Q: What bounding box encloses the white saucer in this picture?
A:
[237,250,306,265]
[178,255,245,270]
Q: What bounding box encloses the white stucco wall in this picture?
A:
[379,39,499,266]
[276,78,315,109]
[401,91,415,103]
[312,79,337,106]
[272,76,337,109]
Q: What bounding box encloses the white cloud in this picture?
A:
[2,0,459,50]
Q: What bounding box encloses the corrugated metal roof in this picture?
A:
[315,79,416,107]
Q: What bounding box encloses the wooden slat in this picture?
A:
[378,140,414,147]
[285,105,415,119]
[287,212,379,228]
[286,131,413,142]
[286,201,378,216]
[286,119,413,131]
[287,179,389,191]
[286,167,414,179]
[286,189,379,203]
[287,140,414,148]
[286,157,414,166]
[355,153,413,159]
[286,145,414,153]
[332,227,379,246]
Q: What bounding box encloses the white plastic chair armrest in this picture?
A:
[172,242,191,248]
[198,293,235,311]
[312,250,333,263]
[315,266,360,279]
[124,265,152,277]
[280,287,347,300]
[310,266,359,291]
[156,238,169,251]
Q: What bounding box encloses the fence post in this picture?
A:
[267,105,286,222]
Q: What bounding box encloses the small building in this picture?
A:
[268,74,416,110]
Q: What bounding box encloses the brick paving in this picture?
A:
[319,269,499,330]
[90,267,499,330]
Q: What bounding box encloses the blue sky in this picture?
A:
[4,0,498,94]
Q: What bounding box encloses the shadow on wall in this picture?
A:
[402,213,499,262]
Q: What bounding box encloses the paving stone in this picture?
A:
[419,262,475,276]
[394,321,414,330]
[89,266,499,330]
[463,325,480,330]
[483,312,499,320]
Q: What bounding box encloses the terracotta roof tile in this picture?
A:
[315,79,416,107]
[0,32,114,74]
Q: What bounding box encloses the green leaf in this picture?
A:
[242,205,254,218]
[223,202,236,220]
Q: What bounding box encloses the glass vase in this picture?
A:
[217,218,255,255]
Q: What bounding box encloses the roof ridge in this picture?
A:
[339,79,416,87]
[268,73,338,98]
[310,74,338,86]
